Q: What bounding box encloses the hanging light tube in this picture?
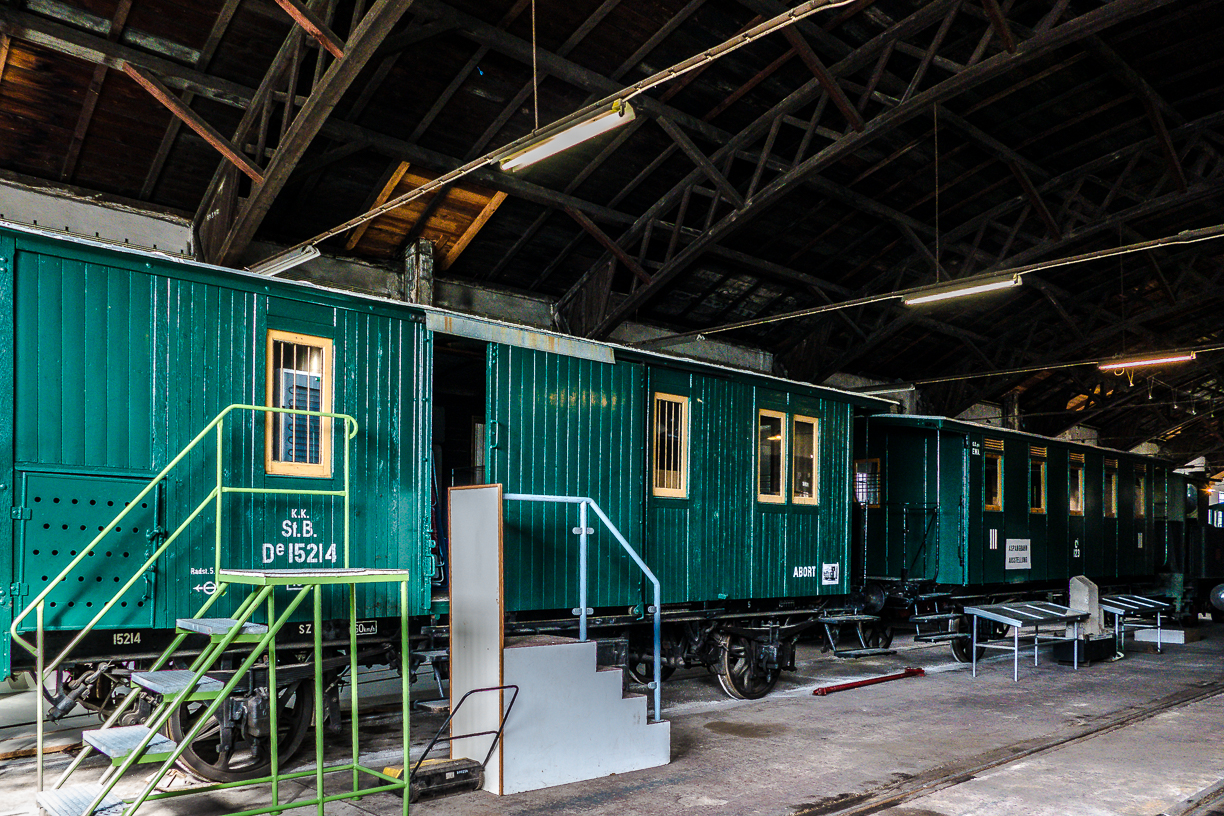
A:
[1098,351,1197,371]
[903,273,1022,306]
[247,245,320,276]
[500,100,636,171]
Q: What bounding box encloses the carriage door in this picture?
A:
[485,343,646,614]
[16,472,159,631]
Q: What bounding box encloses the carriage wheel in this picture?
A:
[716,634,779,699]
[168,679,312,783]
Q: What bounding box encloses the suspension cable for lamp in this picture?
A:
[252,0,862,270]
[532,0,539,132]
[934,104,941,280]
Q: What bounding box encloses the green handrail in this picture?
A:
[9,403,359,667]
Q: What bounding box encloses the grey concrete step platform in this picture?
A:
[37,784,126,816]
[82,724,177,764]
[176,617,268,637]
[130,669,225,697]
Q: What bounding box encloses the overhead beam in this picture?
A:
[565,207,653,285]
[196,0,417,265]
[980,0,1016,53]
[782,27,864,131]
[584,0,1172,340]
[440,191,507,270]
[273,0,346,59]
[655,117,744,208]
[1008,162,1061,238]
[60,0,132,183]
[122,63,264,182]
[345,161,411,249]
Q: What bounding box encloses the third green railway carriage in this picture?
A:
[856,414,1191,649]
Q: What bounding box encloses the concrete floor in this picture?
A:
[2,622,1222,816]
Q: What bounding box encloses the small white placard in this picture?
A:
[1137,532,1144,549]
[821,562,840,586]
[989,529,998,550]
[1005,538,1031,570]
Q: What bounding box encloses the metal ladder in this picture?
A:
[10,405,413,816]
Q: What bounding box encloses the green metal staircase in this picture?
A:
[9,405,412,816]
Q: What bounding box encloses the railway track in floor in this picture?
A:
[793,678,1224,816]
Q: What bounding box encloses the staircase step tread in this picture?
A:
[818,614,879,624]
[176,618,268,637]
[37,785,125,816]
[82,725,177,761]
[915,592,953,600]
[832,648,896,658]
[130,669,225,696]
[910,613,960,622]
[914,633,969,642]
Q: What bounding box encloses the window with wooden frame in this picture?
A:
[792,415,819,505]
[854,459,881,508]
[1029,450,1046,514]
[1104,466,1118,517]
[1068,462,1085,515]
[652,393,689,498]
[1152,470,1167,519]
[757,409,787,503]
[984,451,1003,512]
[266,330,333,477]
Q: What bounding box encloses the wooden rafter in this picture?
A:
[122,63,264,182]
[782,27,864,131]
[440,191,507,270]
[195,0,417,266]
[0,34,9,85]
[273,0,346,59]
[345,161,411,249]
[61,0,132,183]
[565,207,652,285]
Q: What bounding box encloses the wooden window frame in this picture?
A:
[651,393,689,499]
[1029,456,1047,514]
[855,458,881,509]
[1069,463,1085,515]
[265,329,334,478]
[757,409,787,504]
[1134,473,1146,519]
[1104,468,1118,518]
[984,452,1003,512]
[792,415,819,506]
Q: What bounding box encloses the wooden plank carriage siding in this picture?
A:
[3,227,432,661]
[646,367,855,604]
[860,416,1184,589]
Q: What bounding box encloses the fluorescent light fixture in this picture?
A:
[903,274,1022,305]
[501,101,636,171]
[1098,351,1197,371]
[248,245,320,276]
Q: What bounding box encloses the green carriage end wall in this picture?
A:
[645,366,854,604]
[4,228,433,652]
[863,416,1180,589]
[486,344,646,613]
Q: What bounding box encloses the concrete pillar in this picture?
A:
[403,238,434,305]
[1003,391,1021,430]
[1068,575,1104,637]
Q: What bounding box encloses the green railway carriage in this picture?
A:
[1,223,890,732]
[856,415,1188,647]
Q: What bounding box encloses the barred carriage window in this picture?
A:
[1029,454,1046,514]
[1069,463,1084,515]
[984,451,1003,512]
[1104,467,1118,518]
[854,459,880,508]
[266,330,333,477]
[792,416,819,505]
[652,394,688,498]
[757,410,787,503]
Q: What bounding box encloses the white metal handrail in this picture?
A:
[504,493,662,723]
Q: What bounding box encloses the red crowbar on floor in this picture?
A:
[812,667,925,696]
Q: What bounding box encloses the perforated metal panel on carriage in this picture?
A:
[17,472,158,630]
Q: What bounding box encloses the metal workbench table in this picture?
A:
[963,601,1090,681]
[1100,594,1169,655]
